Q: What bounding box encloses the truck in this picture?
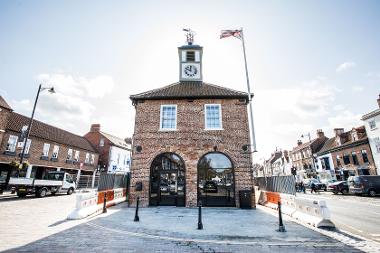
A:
[8,171,76,198]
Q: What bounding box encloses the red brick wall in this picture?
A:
[84,131,111,169]
[331,143,376,175]
[0,130,98,172]
[130,98,253,207]
[0,108,12,149]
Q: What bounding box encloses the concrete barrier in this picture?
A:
[292,197,334,228]
[279,193,296,216]
[67,191,99,220]
[257,191,334,228]
[68,188,127,220]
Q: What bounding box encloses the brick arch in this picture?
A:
[146,148,188,168]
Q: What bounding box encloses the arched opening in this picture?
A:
[198,152,235,207]
[149,152,185,206]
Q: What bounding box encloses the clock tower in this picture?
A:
[179,29,203,82]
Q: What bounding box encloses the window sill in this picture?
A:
[65,159,74,164]
[50,158,58,162]
[3,151,16,156]
[40,156,49,161]
[159,129,177,132]
[18,153,30,158]
[204,128,224,131]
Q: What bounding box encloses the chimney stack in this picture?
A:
[90,124,101,132]
[297,140,302,146]
[317,129,324,138]
[334,128,344,136]
[377,94,380,108]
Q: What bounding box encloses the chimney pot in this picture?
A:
[90,124,101,132]
[317,129,324,138]
[377,94,380,108]
[334,128,344,136]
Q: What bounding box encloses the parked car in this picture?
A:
[328,181,349,194]
[349,175,380,197]
[305,178,327,191]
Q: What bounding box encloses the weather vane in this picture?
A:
[183,28,195,45]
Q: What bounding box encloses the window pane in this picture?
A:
[161,105,176,129]
[206,105,221,129]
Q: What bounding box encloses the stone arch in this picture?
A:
[149,152,186,206]
[197,151,236,207]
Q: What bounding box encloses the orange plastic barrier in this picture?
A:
[266,191,280,205]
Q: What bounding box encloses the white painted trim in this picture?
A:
[159,104,177,131]
[204,104,223,130]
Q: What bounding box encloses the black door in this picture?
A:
[150,153,185,206]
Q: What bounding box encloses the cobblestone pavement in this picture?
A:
[2,202,374,253]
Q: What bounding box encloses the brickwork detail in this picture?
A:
[130,98,253,207]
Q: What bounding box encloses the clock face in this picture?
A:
[184,64,198,77]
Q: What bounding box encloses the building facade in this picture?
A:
[128,37,253,208]
[316,126,376,181]
[0,96,99,190]
[362,95,380,175]
[84,124,131,174]
[290,130,328,179]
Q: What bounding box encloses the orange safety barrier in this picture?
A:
[266,191,280,205]
[97,190,114,204]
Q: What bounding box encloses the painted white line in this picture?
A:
[371,234,380,237]
[346,225,363,233]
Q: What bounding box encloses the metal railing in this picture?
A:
[253,176,296,195]
[97,173,129,191]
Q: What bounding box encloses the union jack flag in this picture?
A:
[220,29,242,39]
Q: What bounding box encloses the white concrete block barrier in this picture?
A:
[279,193,296,216]
[68,191,99,220]
[67,188,127,220]
[292,197,335,228]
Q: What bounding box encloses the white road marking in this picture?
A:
[345,225,363,233]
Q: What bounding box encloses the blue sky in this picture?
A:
[1,0,379,160]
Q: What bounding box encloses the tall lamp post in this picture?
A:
[18,84,55,176]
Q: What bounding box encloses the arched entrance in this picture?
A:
[149,153,185,206]
[198,152,235,207]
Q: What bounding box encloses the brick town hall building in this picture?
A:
[129,35,254,208]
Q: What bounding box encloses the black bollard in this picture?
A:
[103,192,107,213]
[197,201,203,230]
[277,201,286,232]
[134,197,140,222]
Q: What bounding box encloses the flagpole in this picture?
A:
[240,28,257,153]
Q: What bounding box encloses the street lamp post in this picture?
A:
[18,84,55,176]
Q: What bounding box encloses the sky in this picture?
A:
[0,0,379,162]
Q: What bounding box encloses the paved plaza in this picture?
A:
[2,195,378,253]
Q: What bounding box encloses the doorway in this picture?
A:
[149,153,185,206]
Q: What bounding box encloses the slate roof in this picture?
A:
[100,131,130,150]
[130,81,249,102]
[7,112,96,152]
[317,127,369,156]
[0,96,12,111]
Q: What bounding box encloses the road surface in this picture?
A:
[299,190,380,243]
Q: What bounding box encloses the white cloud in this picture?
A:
[11,73,115,135]
[336,61,356,72]
[327,110,362,130]
[352,85,364,92]
[333,104,345,111]
[253,77,339,158]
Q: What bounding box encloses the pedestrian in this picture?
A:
[300,182,306,194]
[310,181,316,194]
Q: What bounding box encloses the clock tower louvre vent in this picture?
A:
[186,51,195,62]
